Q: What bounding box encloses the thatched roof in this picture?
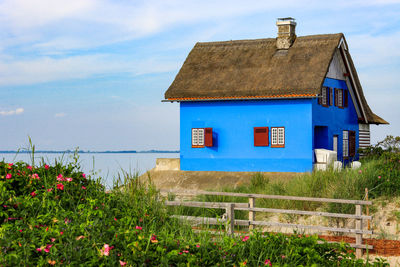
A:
[165,33,387,124]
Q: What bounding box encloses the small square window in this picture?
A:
[271,127,285,148]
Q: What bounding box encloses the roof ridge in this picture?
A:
[195,33,343,47]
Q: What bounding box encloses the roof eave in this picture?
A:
[162,95,318,103]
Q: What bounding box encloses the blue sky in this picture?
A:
[1,0,399,150]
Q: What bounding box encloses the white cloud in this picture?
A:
[54,112,66,118]
[0,54,179,86]
[0,107,24,116]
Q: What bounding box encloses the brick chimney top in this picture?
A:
[276,17,296,49]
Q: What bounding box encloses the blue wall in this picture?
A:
[180,99,313,172]
[312,78,359,163]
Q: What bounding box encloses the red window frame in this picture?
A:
[254,127,269,146]
[271,127,285,148]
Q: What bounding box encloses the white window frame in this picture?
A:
[337,89,343,108]
[271,127,285,148]
[192,128,204,147]
[343,130,349,158]
[321,87,327,106]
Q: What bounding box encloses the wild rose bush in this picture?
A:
[0,159,387,266]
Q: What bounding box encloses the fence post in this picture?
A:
[226,203,235,236]
[365,188,370,230]
[355,204,363,258]
[249,197,255,230]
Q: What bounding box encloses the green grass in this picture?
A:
[190,153,400,219]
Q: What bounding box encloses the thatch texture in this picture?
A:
[165,33,387,124]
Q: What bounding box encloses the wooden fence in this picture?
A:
[162,189,373,258]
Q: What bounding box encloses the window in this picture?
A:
[192,128,204,147]
[343,130,348,157]
[319,87,330,107]
[254,127,269,146]
[192,128,213,147]
[335,89,348,108]
[271,127,285,148]
[321,87,327,106]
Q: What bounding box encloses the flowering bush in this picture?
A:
[0,158,387,266]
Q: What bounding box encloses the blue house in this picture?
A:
[164,18,388,172]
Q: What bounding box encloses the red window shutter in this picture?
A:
[254,127,269,146]
[329,88,333,106]
[344,90,348,107]
[204,128,213,147]
[349,131,356,157]
[334,89,338,107]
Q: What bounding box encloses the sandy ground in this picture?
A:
[141,168,300,190]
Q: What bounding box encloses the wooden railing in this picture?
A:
[162,189,373,258]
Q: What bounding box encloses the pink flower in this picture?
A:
[101,244,112,256]
[264,259,272,266]
[65,177,73,182]
[82,173,86,178]
[57,174,64,181]
[196,244,200,248]
[378,176,381,179]
[19,229,23,232]
[182,250,189,253]
[30,191,37,197]
[45,164,49,170]
[119,260,127,266]
[27,165,33,170]
[8,163,13,167]
[60,231,64,235]
[114,217,117,221]
[150,234,158,243]
[50,238,56,242]
[358,170,362,174]
[47,188,53,192]
[6,173,12,179]
[36,248,42,252]
[82,186,86,190]
[44,244,53,253]
[241,236,250,242]
[281,255,286,259]
[135,226,142,230]
[30,173,40,180]
[57,184,64,190]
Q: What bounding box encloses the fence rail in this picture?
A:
[162,189,373,258]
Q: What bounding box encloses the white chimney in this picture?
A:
[276,17,296,49]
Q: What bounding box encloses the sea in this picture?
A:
[0,152,179,189]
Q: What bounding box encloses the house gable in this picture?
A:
[326,48,363,119]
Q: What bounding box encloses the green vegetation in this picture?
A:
[198,136,400,217]
[0,152,388,265]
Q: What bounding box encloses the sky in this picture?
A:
[1,0,399,151]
